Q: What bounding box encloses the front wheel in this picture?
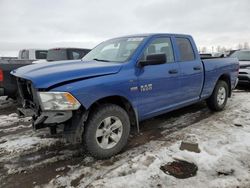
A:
[83,104,130,159]
[206,80,229,111]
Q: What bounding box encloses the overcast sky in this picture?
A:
[0,0,249,56]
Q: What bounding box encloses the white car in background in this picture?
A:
[18,49,48,60]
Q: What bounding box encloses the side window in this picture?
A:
[142,38,174,63]
[176,38,195,61]
[35,50,48,59]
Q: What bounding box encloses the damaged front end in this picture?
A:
[16,78,86,143]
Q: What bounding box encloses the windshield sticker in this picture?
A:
[127,37,144,42]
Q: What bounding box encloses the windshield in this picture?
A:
[230,50,250,61]
[82,37,145,62]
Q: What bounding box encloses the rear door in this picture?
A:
[175,37,204,103]
[137,36,181,119]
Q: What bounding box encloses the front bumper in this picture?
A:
[33,111,73,129]
[18,107,73,130]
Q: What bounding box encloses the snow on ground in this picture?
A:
[0,112,59,157]
[0,136,57,155]
[46,91,250,188]
[0,90,250,188]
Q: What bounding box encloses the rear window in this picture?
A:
[47,49,67,61]
[176,38,195,61]
[35,50,48,59]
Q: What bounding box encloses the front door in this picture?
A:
[137,37,181,119]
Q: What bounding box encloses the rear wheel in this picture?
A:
[83,104,130,159]
[206,80,229,111]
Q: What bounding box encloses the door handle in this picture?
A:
[168,69,178,74]
[193,66,202,71]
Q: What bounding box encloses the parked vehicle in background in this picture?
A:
[18,49,48,60]
[229,50,250,85]
[0,49,48,97]
[200,53,212,58]
[0,59,33,98]
[34,48,91,63]
[213,52,226,58]
[0,48,91,98]
[12,33,239,159]
[0,57,18,60]
[225,50,237,57]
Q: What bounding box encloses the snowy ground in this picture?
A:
[0,88,250,188]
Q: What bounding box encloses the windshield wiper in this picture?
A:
[93,58,111,62]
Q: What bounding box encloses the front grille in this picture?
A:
[240,65,250,68]
[238,76,250,81]
[17,78,37,110]
[17,79,33,100]
[239,72,248,74]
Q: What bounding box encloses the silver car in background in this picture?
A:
[230,50,250,85]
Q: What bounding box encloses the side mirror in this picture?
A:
[139,54,166,66]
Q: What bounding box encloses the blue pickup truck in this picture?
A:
[11,34,239,159]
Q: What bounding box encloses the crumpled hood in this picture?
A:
[11,60,122,89]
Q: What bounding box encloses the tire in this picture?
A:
[206,80,229,111]
[83,104,130,159]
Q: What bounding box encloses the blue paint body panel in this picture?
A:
[11,33,239,122]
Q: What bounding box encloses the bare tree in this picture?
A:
[216,45,221,52]
[243,42,249,49]
[201,47,207,53]
[237,43,243,50]
[221,46,227,52]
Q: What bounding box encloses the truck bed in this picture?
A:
[201,57,239,99]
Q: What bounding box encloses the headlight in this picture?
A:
[38,92,81,111]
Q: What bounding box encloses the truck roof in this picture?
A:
[49,47,91,50]
[114,33,192,38]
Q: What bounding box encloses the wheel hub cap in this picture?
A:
[217,87,226,106]
[95,116,123,149]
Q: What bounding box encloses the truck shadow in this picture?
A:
[128,86,250,149]
[127,101,212,149]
